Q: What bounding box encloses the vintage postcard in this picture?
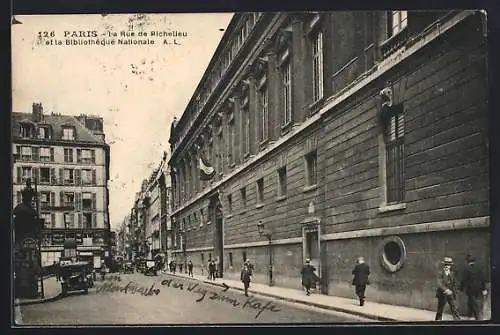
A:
[11,11,492,325]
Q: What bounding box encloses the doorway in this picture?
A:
[210,194,224,278]
[302,220,321,291]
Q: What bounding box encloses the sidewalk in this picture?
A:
[14,276,63,306]
[165,271,464,322]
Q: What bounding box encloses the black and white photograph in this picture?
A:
[10,10,493,326]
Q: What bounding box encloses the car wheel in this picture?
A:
[84,288,89,294]
[61,284,68,296]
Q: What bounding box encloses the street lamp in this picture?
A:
[257,220,273,287]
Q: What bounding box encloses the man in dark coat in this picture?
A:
[301,259,318,296]
[244,259,254,276]
[208,260,216,280]
[460,255,488,320]
[54,261,61,282]
[240,264,252,297]
[435,257,461,320]
[352,256,370,306]
[187,260,194,277]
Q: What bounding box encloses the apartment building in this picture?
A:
[12,103,111,266]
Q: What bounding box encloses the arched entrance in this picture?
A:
[209,194,224,278]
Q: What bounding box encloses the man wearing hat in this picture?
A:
[459,254,488,320]
[352,256,370,306]
[435,257,461,320]
[301,259,318,296]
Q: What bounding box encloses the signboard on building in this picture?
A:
[83,237,93,246]
[22,237,38,249]
[93,256,101,269]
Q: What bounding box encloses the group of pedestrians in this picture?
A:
[434,254,488,321]
[166,259,194,276]
[240,254,487,321]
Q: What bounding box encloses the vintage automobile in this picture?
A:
[135,258,146,273]
[60,261,90,295]
[123,262,134,274]
[144,260,158,276]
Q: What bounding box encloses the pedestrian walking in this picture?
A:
[188,260,194,277]
[172,260,177,274]
[351,256,370,306]
[100,263,107,281]
[240,263,252,297]
[459,254,488,320]
[244,259,254,276]
[301,259,318,296]
[209,260,216,280]
[435,257,461,321]
[179,262,184,273]
[54,261,61,282]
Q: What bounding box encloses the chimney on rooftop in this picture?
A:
[32,102,43,122]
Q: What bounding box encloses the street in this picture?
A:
[17,273,371,325]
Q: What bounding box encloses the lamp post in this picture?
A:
[257,220,273,287]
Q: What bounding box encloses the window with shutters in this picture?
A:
[258,75,269,143]
[64,213,74,228]
[82,169,92,185]
[21,166,32,183]
[257,178,264,205]
[240,187,247,211]
[21,146,31,161]
[277,166,287,197]
[83,213,92,229]
[385,105,405,204]
[305,150,318,186]
[40,147,51,161]
[64,148,73,163]
[63,192,75,207]
[242,96,250,157]
[32,147,39,161]
[62,127,75,140]
[40,213,51,228]
[80,149,95,163]
[228,118,235,166]
[227,194,233,213]
[63,169,74,184]
[40,167,50,183]
[280,49,292,128]
[38,126,50,139]
[40,191,51,207]
[20,124,33,138]
[388,11,408,37]
[311,30,324,103]
[82,192,92,210]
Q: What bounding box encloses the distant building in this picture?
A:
[128,152,173,262]
[168,11,489,311]
[12,103,111,266]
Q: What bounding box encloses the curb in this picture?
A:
[167,273,396,322]
[15,291,64,306]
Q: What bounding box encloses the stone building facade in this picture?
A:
[12,103,111,266]
[168,11,490,311]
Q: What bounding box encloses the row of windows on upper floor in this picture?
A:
[172,11,410,195]
[173,103,406,220]
[15,165,99,185]
[173,11,409,151]
[18,122,77,141]
[178,12,264,141]
[14,146,97,164]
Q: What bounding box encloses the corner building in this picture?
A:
[168,11,490,311]
[12,104,111,266]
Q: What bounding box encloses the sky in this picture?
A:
[11,13,234,230]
